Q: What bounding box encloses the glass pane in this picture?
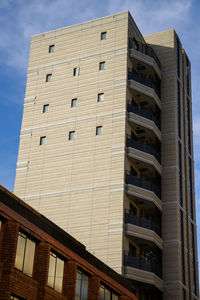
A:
[0,220,1,230]
[81,273,88,300]
[48,253,56,288]
[75,271,81,300]
[23,238,35,276]
[105,288,111,300]
[100,286,105,300]
[15,234,26,271]
[55,257,64,292]
[112,294,118,300]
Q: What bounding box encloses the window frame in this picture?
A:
[69,131,75,140]
[96,126,102,135]
[99,61,105,70]
[75,269,89,300]
[40,136,46,145]
[14,231,36,277]
[73,67,80,76]
[101,32,107,40]
[43,104,49,113]
[97,93,104,102]
[49,45,55,53]
[46,74,52,82]
[71,98,78,107]
[47,251,65,293]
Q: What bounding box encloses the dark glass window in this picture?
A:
[73,67,80,76]
[186,57,190,96]
[15,232,36,277]
[191,224,197,295]
[40,136,46,145]
[101,32,107,40]
[75,269,88,300]
[11,295,25,300]
[178,142,183,206]
[176,38,180,77]
[177,80,181,139]
[71,98,78,107]
[69,131,75,140]
[96,126,102,135]
[100,285,118,300]
[129,243,137,257]
[48,251,64,293]
[187,98,191,154]
[189,157,193,219]
[180,211,185,284]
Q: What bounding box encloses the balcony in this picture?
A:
[127,104,161,130]
[125,211,161,237]
[126,173,161,199]
[127,136,161,163]
[129,38,161,70]
[128,72,160,98]
[124,253,162,278]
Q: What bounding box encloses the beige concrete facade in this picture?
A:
[14,11,199,300]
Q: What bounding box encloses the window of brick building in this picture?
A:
[75,269,89,300]
[48,251,64,293]
[100,285,118,300]
[15,231,36,277]
[11,295,25,300]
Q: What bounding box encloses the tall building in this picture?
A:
[14,11,199,300]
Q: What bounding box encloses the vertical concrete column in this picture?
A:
[34,242,50,300]
[63,260,77,300]
[88,275,100,300]
[0,220,19,299]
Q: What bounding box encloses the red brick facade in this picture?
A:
[0,185,137,300]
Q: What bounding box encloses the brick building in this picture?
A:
[0,185,137,300]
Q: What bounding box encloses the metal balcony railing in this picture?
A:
[129,38,161,69]
[126,173,161,199]
[126,136,161,163]
[127,104,161,129]
[128,71,161,98]
[124,253,162,278]
[125,211,161,237]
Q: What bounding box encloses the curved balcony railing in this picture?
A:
[126,137,161,163]
[126,173,161,199]
[128,71,161,98]
[124,253,162,278]
[127,104,161,129]
[129,38,161,69]
[125,211,161,237]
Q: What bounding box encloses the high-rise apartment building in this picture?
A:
[14,11,199,300]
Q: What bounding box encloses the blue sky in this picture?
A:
[0,0,200,274]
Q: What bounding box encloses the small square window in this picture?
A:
[49,45,54,53]
[43,104,49,113]
[101,32,107,40]
[99,62,105,70]
[40,136,46,145]
[96,126,102,135]
[46,74,52,82]
[71,98,77,107]
[97,93,104,102]
[69,131,75,140]
[73,67,80,76]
